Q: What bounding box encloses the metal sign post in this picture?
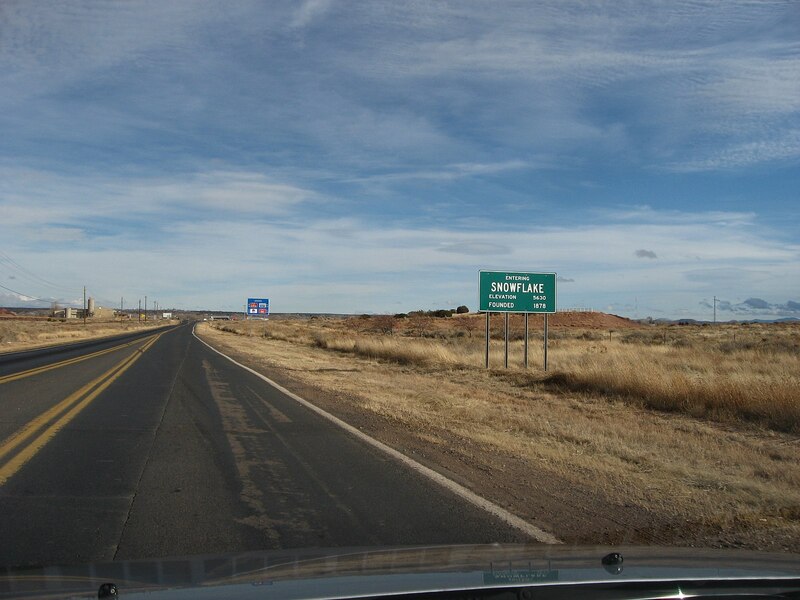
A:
[524,313,529,368]
[504,313,509,369]
[485,312,490,369]
[544,313,549,371]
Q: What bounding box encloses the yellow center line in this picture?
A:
[0,333,163,485]
[0,333,160,464]
[0,337,148,385]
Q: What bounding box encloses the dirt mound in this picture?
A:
[451,311,642,330]
[548,311,642,329]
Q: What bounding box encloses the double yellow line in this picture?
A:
[0,337,147,385]
[0,332,163,486]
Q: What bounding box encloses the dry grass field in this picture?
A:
[198,313,800,551]
[214,314,799,432]
[0,317,172,353]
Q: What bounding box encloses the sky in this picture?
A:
[1,1,798,319]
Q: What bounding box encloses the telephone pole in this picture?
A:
[83,286,86,326]
[713,295,717,325]
[138,299,141,322]
[145,295,147,321]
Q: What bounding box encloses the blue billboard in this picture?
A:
[246,298,270,317]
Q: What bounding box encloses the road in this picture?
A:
[0,322,532,569]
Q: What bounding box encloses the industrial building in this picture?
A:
[51,298,116,320]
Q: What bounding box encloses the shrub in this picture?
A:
[370,315,396,335]
[409,308,455,318]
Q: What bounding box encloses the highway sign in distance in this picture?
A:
[479,271,556,313]
[247,298,270,317]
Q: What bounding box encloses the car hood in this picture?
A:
[1,544,799,599]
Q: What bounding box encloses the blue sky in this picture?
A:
[1,1,798,318]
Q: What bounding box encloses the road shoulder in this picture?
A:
[195,324,675,548]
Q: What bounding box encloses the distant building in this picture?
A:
[52,307,88,319]
[51,301,116,319]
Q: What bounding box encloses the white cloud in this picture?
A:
[149,171,318,214]
[665,129,800,171]
[344,160,533,183]
[437,242,511,256]
[318,2,800,169]
[3,186,798,316]
[0,3,219,105]
[24,226,86,243]
[603,206,758,226]
[3,2,798,174]
[0,167,319,232]
[290,0,333,30]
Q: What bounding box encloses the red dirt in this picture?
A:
[385,311,643,335]
[537,311,641,328]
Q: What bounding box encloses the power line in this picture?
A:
[0,251,80,294]
[0,282,59,304]
[0,251,61,286]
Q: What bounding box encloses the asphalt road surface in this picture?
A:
[0,322,531,569]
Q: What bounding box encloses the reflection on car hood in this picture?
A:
[1,544,799,599]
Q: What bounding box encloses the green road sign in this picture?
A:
[479,271,557,313]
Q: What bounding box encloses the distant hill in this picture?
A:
[640,316,799,325]
[547,311,642,328]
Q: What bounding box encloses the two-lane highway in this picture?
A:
[0,322,535,569]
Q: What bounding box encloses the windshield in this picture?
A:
[1,0,798,593]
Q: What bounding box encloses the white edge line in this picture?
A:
[192,324,562,545]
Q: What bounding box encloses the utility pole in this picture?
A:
[145,295,147,321]
[713,296,717,325]
[138,299,141,322]
[83,286,86,326]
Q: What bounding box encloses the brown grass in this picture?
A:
[524,337,799,432]
[0,318,174,353]
[215,317,800,433]
[198,317,800,549]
